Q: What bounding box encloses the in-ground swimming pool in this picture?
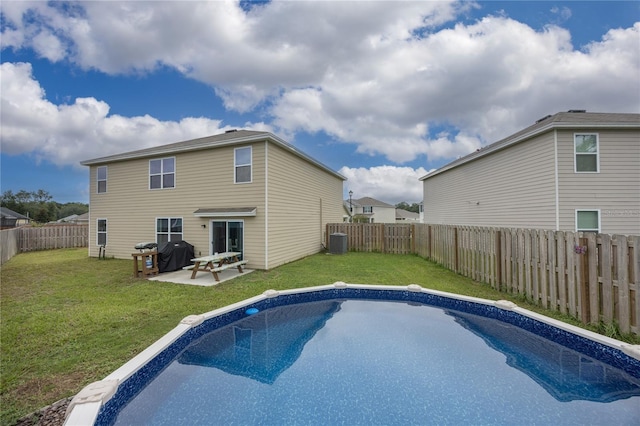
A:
[66,284,640,425]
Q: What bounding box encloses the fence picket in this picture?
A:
[327,223,638,335]
[615,235,630,333]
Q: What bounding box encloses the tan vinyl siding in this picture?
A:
[423,133,557,228]
[557,128,640,235]
[266,143,344,269]
[87,142,267,268]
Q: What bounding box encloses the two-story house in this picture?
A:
[420,111,640,235]
[81,130,346,270]
[345,197,396,223]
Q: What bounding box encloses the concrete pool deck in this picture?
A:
[147,268,255,286]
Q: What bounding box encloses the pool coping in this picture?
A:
[64,282,640,425]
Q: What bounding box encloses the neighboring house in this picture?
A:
[0,207,30,229]
[420,111,640,235]
[395,208,420,223]
[81,130,346,270]
[345,197,396,223]
[57,212,89,224]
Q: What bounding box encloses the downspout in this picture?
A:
[554,129,560,230]
[264,141,269,270]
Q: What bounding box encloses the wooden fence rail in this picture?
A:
[0,225,89,263]
[326,223,639,335]
[18,224,89,252]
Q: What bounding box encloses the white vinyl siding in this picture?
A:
[86,143,268,269]
[149,157,175,189]
[85,137,344,269]
[234,147,252,184]
[558,129,640,235]
[423,132,557,229]
[575,210,600,232]
[574,133,599,173]
[266,143,345,269]
[97,166,107,193]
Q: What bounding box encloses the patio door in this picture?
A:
[211,220,244,259]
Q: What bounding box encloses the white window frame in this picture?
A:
[234,146,252,184]
[96,218,107,246]
[363,206,373,214]
[574,133,599,173]
[97,166,107,194]
[156,217,183,244]
[575,209,600,233]
[149,157,176,190]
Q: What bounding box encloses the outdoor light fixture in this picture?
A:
[201,224,206,228]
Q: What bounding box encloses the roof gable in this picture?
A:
[352,197,395,208]
[420,111,640,181]
[80,130,345,180]
[0,207,29,220]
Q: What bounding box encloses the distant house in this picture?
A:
[57,212,89,224]
[81,130,346,270]
[0,207,30,229]
[395,208,420,223]
[345,197,396,223]
[420,111,640,235]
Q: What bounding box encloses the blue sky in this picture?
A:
[1,1,639,204]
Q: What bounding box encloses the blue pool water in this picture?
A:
[106,297,640,425]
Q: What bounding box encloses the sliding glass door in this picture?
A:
[211,220,244,259]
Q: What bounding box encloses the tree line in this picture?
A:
[0,190,88,224]
[395,202,421,213]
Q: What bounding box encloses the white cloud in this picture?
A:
[340,165,430,205]
[550,6,572,23]
[1,1,639,168]
[0,62,271,167]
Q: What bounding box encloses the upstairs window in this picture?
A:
[363,206,373,214]
[97,166,107,193]
[157,217,182,244]
[576,210,600,233]
[97,219,107,246]
[574,134,599,173]
[150,157,175,189]
[234,147,252,183]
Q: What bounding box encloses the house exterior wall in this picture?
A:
[423,133,557,229]
[265,143,344,269]
[556,128,640,235]
[370,206,396,223]
[86,135,346,270]
[87,142,268,269]
[423,125,640,235]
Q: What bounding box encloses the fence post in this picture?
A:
[453,226,459,273]
[411,224,416,254]
[578,236,590,323]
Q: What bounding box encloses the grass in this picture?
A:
[1,248,638,424]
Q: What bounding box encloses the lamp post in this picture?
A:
[348,190,353,222]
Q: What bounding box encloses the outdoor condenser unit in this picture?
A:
[329,233,347,254]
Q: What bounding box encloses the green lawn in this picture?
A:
[1,248,637,424]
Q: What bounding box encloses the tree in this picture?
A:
[57,202,89,219]
[395,201,420,214]
[0,189,62,223]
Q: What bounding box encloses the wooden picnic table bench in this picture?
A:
[183,252,247,281]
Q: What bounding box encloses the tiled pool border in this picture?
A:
[65,283,640,426]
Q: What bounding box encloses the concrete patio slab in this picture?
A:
[146,268,255,287]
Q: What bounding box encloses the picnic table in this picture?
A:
[184,252,247,281]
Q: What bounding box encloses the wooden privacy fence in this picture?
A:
[326,223,414,254]
[9,225,88,254]
[326,223,640,335]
